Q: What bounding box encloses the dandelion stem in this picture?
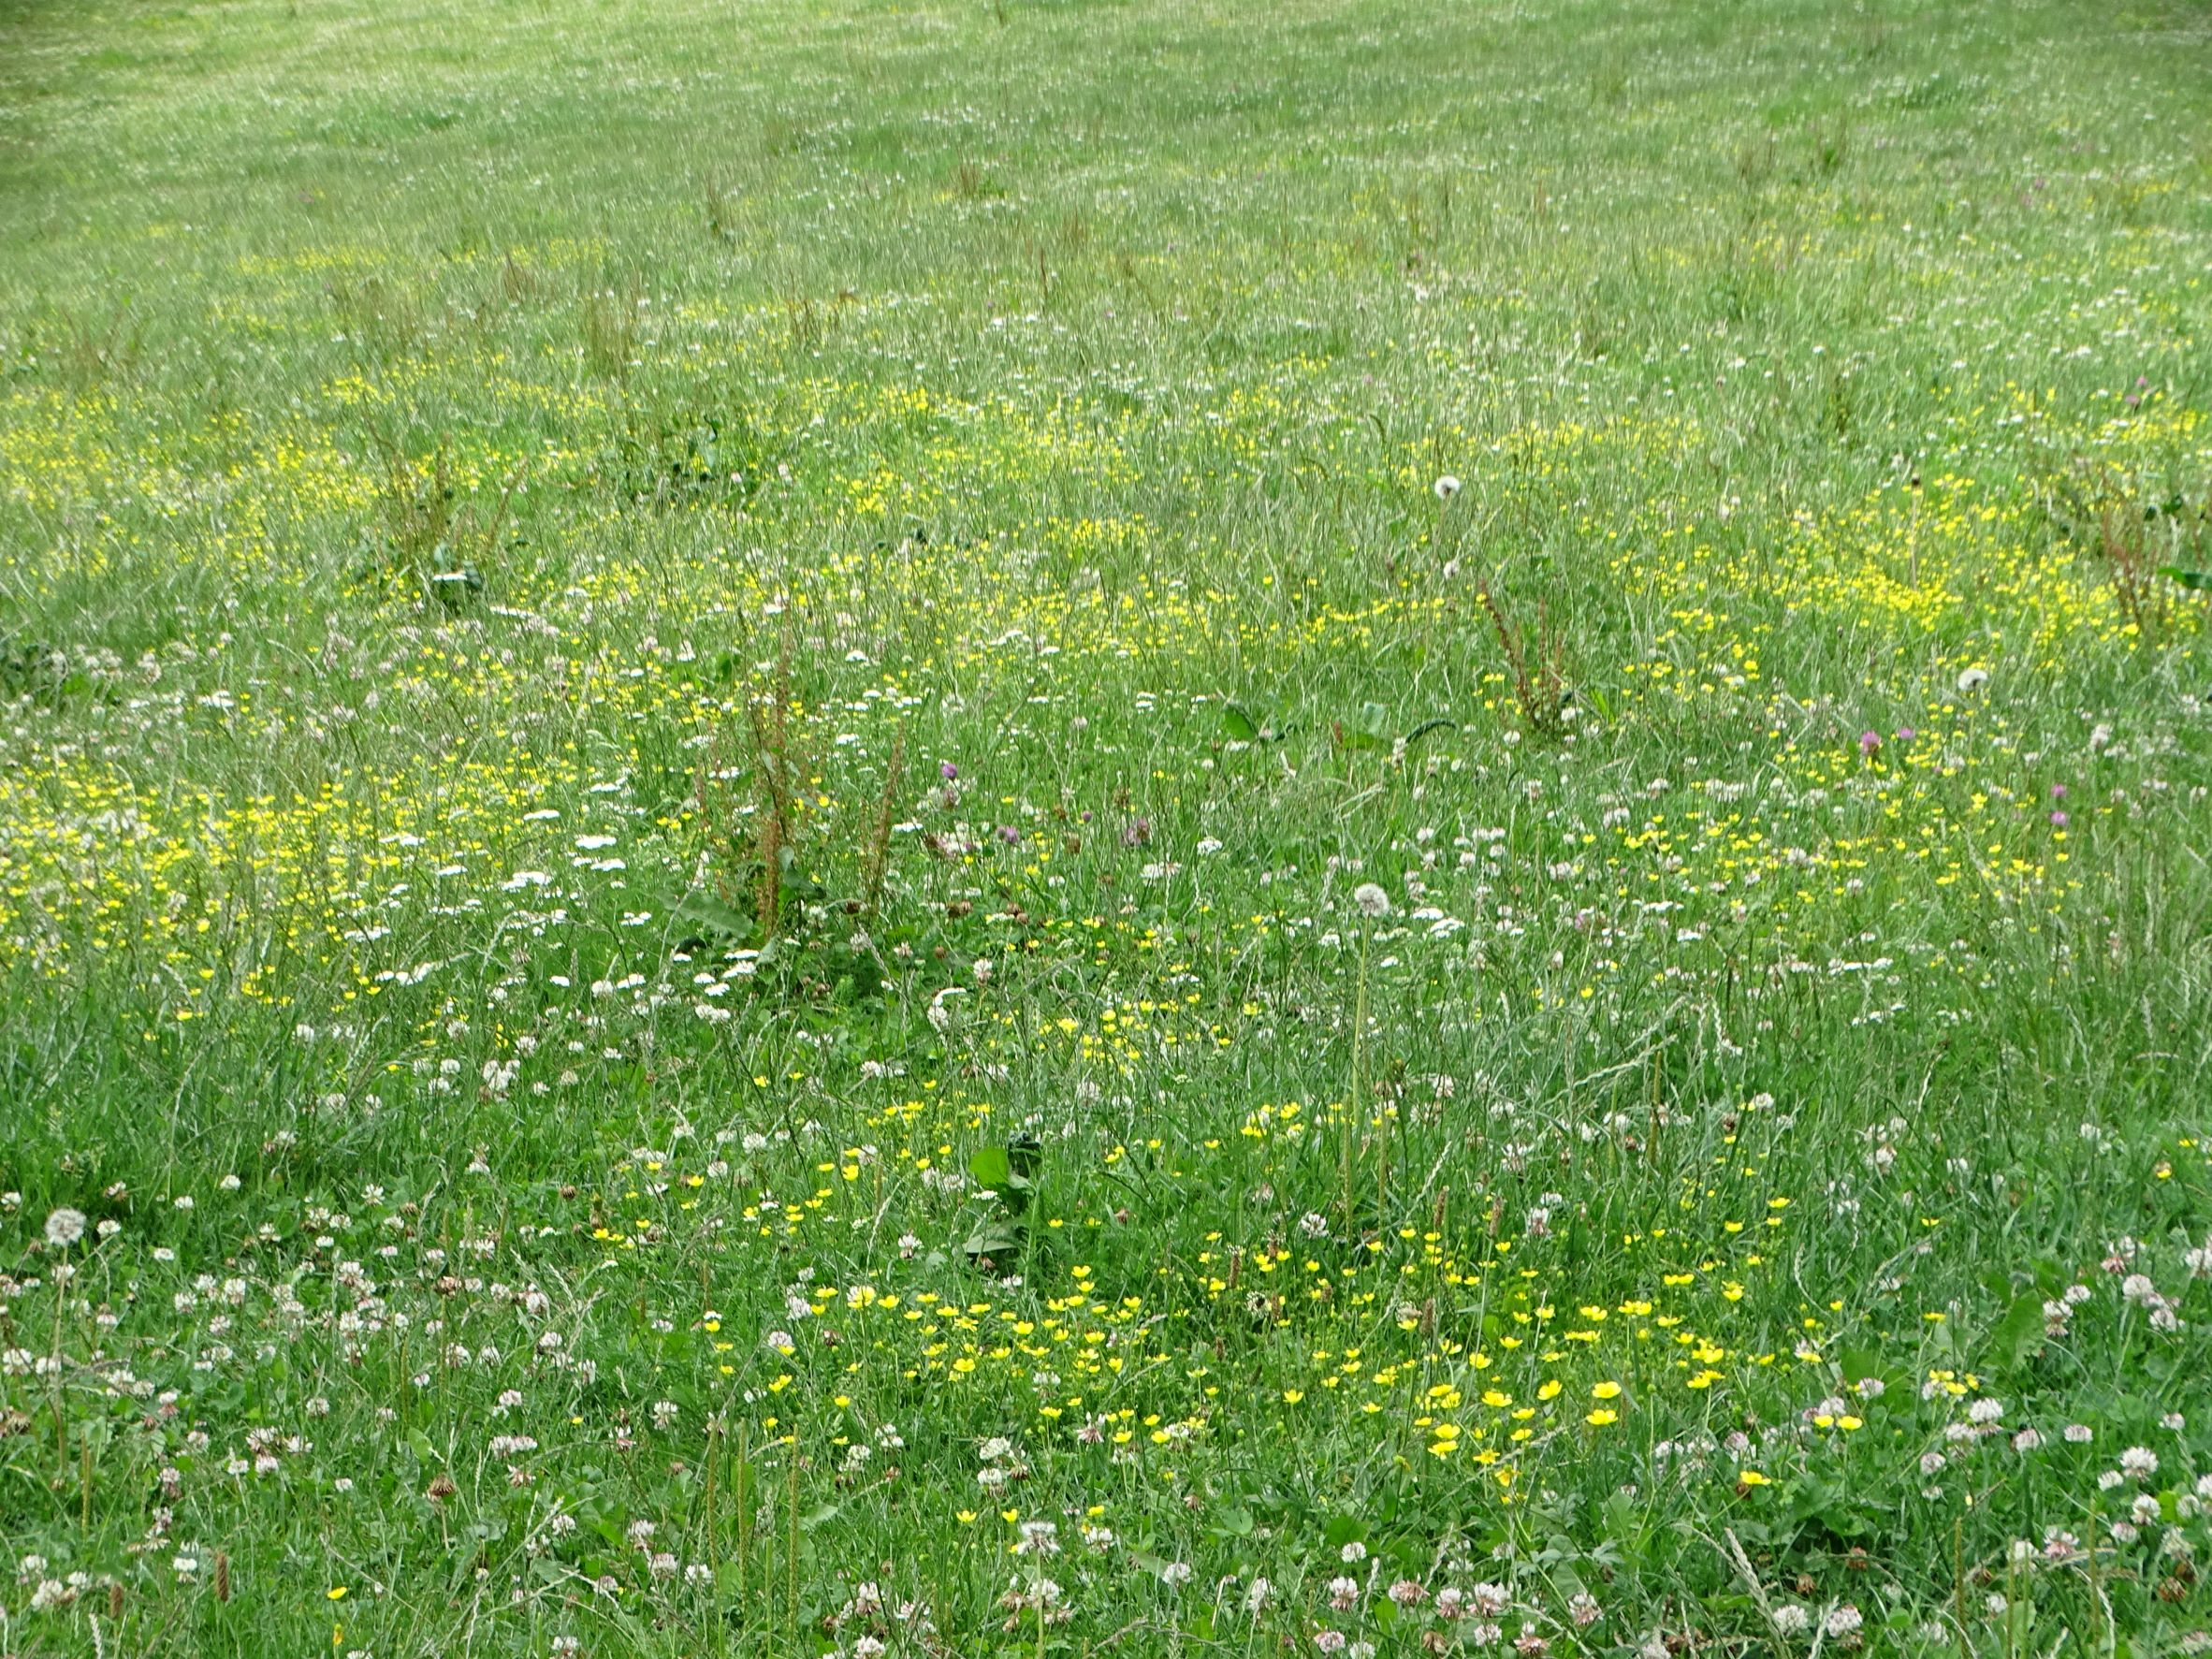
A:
[51,1255,68,1458]
[736,1419,750,1615]
[786,1436,799,1646]
[1953,1513,1968,1659]
[2086,1507,2106,1659]
[1345,921,1371,1227]
[702,1419,720,1591]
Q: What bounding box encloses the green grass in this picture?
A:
[3,0,2212,1652]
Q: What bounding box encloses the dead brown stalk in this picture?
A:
[1475,575,1570,735]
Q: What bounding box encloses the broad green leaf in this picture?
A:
[1839,1346,1882,1386]
[673,889,756,945]
[961,1219,1025,1259]
[968,1144,1012,1190]
[1989,1292,2045,1371]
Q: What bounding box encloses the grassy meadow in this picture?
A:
[4,0,2212,1651]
